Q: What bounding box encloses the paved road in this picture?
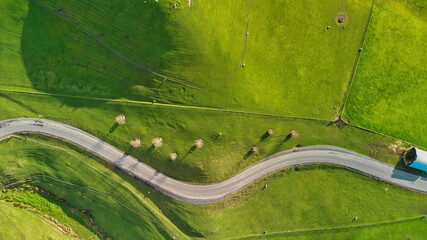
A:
[0,118,426,204]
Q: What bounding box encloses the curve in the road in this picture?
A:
[0,118,426,204]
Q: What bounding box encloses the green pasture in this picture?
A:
[0,91,406,183]
[241,218,427,240]
[0,137,426,239]
[0,136,184,239]
[149,165,427,239]
[0,0,426,239]
[1,0,373,118]
[0,200,79,240]
[344,0,427,146]
[0,187,98,239]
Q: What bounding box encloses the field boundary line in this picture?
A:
[27,0,202,90]
[1,88,421,148]
[340,0,375,117]
[2,135,189,240]
[347,123,426,150]
[228,214,426,239]
[0,88,329,122]
[238,0,255,68]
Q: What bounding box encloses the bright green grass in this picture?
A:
[147,165,427,239]
[0,91,406,183]
[0,200,77,240]
[1,137,425,239]
[241,218,427,239]
[344,0,427,146]
[1,0,372,118]
[1,187,98,239]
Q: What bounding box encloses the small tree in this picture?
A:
[194,139,204,148]
[170,153,177,161]
[152,137,163,148]
[130,138,141,148]
[115,114,126,125]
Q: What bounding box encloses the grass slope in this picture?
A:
[344,0,427,146]
[1,137,426,239]
[0,136,184,239]
[243,218,427,240]
[1,187,98,239]
[148,165,427,239]
[0,91,406,183]
[0,201,77,240]
[1,0,372,118]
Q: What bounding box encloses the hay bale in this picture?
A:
[152,137,163,148]
[115,114,126,125]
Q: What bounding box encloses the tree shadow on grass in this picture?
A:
[180,145,197,161]
[259,131,270,142]
[20,0,186,107]
[108,122,119,134]
[0,92,39,115]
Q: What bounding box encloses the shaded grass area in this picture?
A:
[0,92,407,183]
[1,136,426,239]
[1,186,99,239]
[2,0,372,119]
[0,0,185,105]
[344,0,427,146]
[0,137,182,239]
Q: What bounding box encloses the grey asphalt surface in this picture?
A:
[0,117,426,204]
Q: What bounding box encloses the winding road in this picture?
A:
[0,118,426,204]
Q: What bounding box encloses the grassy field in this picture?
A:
[0,136,185,239]
[0,0,426,239]
[0,91,407,183]
[0,187,99,239]
[1,0,372,118]
[0,137,426,239]
[240,218,427,240]
[344,0,427,146]
[0,200,79,240]
[148,165,427,239]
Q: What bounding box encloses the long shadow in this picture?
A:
[283,133,292,143]
[108,123,119,134]
[259,131,270,142]
[181,145,197,161]
[0,93,39,115]
[391,158,422,182]
[21,0,185,107]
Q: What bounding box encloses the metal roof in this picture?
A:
[408,148,427,172]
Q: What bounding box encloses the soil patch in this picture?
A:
[336,14,347,24]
